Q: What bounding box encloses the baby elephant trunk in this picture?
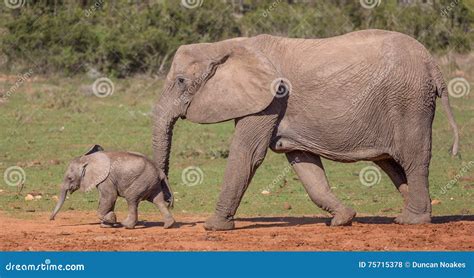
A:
[50,188,68,220]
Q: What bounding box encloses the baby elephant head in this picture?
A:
[50,145,110,220]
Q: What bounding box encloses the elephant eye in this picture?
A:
[176,77,188,92]
[176,77,185,84]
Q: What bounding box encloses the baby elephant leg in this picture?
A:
[97,183,117,228]
[149,191,175,229]
[121,199,138,229]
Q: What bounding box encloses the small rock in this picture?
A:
[29,192,42,197]
[431,199,441,205]
[283,202,292,210]
[381,207,394,212]
[261,190,270,195]
[52,195,59,201]
[204,235,220,241]
[49,159,61,165]
[0,189,4,193]
[34,195,42,200]
[24,194,35,201]
[460,208,470,215]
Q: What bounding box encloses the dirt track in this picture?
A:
[1,211,473,251]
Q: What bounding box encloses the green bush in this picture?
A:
[240,0,473,51]
[0,0,472,77]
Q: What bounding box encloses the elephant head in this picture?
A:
[50,145,110,220]
[152,37,278,180]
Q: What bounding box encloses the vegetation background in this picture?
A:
[1,0,473,76]
[0,0,472,220]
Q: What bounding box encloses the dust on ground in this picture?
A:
[1,211,473,251]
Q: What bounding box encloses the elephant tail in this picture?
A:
[432,63,460,156]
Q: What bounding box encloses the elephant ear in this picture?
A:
[185,42,277,124]
[79,152,110,192]
[84,144,104,155]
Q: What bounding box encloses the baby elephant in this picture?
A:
[50,145,175,229]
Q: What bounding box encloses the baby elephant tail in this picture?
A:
[161,175,174,208]
[432,63,460,156]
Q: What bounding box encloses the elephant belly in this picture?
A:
[270,119,392,162]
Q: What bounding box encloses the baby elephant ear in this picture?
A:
[84,144,104,155]
[80,153,110,192]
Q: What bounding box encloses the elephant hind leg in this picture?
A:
[121,198,139,229]
[375,158,409,206]
[287,151,356,226]
[394,166,432,224]
[394,126,432,224]
[148,191,175,229]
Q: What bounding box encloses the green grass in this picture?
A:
[0,73,472,219]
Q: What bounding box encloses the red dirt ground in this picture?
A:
[1,211,473,251]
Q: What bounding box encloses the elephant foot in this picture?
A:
[103,211,117,224]
[204,214,235,231]
[121,218,137,229]
[99,212,117,228]
[100,222,115,228]
[395,210,431,225]
[163,216,176,229]
[330,207,356,226]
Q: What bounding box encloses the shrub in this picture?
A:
[0,0,472,76]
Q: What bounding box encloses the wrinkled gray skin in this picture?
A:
[152,30,459,230]
[50,145,175,229]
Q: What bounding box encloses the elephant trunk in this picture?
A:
[50,187,67,220]
[152,97,178,203]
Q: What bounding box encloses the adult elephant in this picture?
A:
[152,29,459,231]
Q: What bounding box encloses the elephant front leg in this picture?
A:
[287,151,356,226]
[204,112,279,231]
[97,183,117,228]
